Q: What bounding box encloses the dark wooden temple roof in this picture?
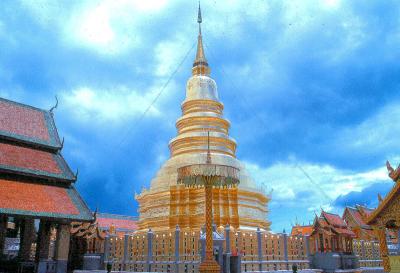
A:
[0,97,92,222]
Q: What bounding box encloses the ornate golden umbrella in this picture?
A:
[177,132,240,273]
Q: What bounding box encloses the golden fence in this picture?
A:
[102,226,382,273]
[352,239,382,268]
[104,228,200,273]
[235,231,309,272]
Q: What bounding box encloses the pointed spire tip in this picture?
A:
[197,1,202,24]
[192,0,210,76]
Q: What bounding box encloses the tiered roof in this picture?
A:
[313,211,355,237]
[0,97,92,221]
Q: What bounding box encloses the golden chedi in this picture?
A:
[136,7,270,231]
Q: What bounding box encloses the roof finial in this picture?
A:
[49,95,59,113]
[192,1,210,76]
[198,1,202,25]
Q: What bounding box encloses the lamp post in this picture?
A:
[177,132,240,273]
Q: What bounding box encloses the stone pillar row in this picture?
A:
[34,220,71,273]
[0,217,71,273]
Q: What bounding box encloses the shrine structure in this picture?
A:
[366,161,400,272]
[0,97,92,273]
[311,211,355,253]
[135,2,270,232]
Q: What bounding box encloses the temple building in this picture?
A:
[0,97,92,273]
[310,211,355,253]
[135,7,270,231]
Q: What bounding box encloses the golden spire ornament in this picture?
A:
[192,2,210,76]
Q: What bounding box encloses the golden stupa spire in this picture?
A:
[192,2,210,76]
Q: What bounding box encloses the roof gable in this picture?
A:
[322,211,347,228]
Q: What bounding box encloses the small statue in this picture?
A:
[106,261,112,273]
[292,263,298,273]
[386,161,400,182]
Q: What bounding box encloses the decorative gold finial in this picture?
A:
[193,1,210,76]
[386,160,400,182]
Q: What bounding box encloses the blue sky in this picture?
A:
[1,0,400,232]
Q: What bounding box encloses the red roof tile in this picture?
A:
[322,212,347,227]
[0,142,61,174]
[291,225,313,236]
[0,100,49,141]
[333,227,355,237]
[0,98,61,149]
[97,217,138,231]
[0,179,79,215]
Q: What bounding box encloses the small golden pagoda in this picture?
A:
[135,6,270,231]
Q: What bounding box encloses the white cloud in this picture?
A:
[322,0,342,10]
[21,0,169,55]
[154,37,191,77]
[244,160,390,212]
[61,86,161,123]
